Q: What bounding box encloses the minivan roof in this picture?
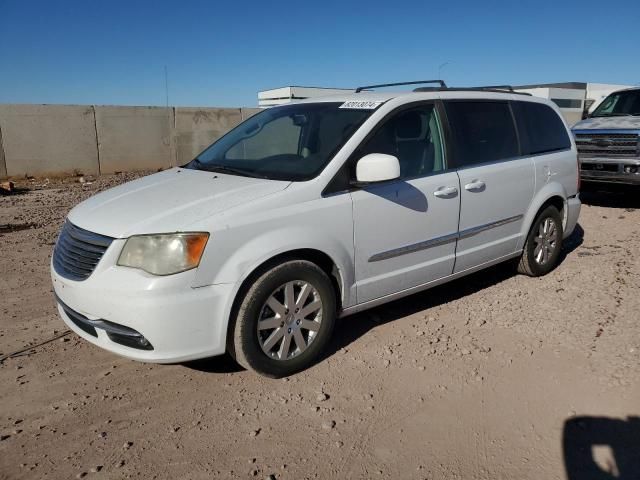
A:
[290,89,538,105]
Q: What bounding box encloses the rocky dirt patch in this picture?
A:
[0,176,638,479]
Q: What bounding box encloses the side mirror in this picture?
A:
[355,153,400,184]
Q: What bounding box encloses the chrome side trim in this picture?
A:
[368,232,458,262]
[458,214,523,240]
[368,214,523,262]
[343,251,522,317]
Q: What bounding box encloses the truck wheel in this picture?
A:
[230,260,336,377]
[518,205,564,277]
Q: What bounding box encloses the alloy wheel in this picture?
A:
[257,281,323,360]
[533,217,558,265]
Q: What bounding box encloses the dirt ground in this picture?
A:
[1,173,639,480]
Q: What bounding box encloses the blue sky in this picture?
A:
[1,0,639,107]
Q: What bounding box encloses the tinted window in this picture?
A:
[513,101,571,155]
[591,89,640,117]
[551,98,582,109]
[445,101,519,167]
[357,104,445,178]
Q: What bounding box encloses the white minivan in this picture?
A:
[52,81,581,377]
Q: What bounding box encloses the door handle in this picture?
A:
[433,186,458,198]
[464,180,486,192]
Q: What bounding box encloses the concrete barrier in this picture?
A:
[95,106,174,174]
[0,104,100,177]
[241,108,262,120]
[0,104,262,177]
[174,107,242,165]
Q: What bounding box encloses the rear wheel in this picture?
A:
[229,260,336,377]
[517,205,563,277]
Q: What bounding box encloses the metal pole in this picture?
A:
[164,65,169,108]
[438,62,449,80]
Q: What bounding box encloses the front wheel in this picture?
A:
[517,205,564,277]
[229,260,336,377]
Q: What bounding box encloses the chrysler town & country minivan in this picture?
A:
[52,81,581,377]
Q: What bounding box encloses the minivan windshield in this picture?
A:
[591,89,640,117]
[186,102,375,181]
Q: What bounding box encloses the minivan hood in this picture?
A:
[68,168,290,238]
[572,116,640,131]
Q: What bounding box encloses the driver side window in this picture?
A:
[358,104,445,179]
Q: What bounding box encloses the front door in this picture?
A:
[351,103,461,304]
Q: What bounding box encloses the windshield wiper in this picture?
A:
[194,161,269,179]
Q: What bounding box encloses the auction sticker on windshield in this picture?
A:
[339,101,383,109]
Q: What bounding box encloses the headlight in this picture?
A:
[117,233,209,275]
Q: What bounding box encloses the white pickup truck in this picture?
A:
[572,87,640,185]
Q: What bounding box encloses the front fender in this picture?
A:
[191,191,356,345]
[202,224,355,351]
[214,225,354,303]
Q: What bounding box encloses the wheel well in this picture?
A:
[539,195,566,228]
[226,249,343,350]
[541,195,565,216]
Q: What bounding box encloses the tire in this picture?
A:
[517,205,564,277]
[229,260,336,377]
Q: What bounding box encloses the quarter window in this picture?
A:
[512,101,571,155]
[357,104,445,178]
[444,101,519,167]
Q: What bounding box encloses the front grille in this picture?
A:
[53,221,114,281]
[575,132,639,158]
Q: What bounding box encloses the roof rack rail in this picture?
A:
[355,80,446,93]
[413,84,531,96]
[468,85,515,92]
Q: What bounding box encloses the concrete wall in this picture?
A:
[0,104,100,177]
[95,106,174,174]
[174,107,241,165]
[0,104,263,178]
[241,108,262,120]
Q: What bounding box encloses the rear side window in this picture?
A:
[444,101,519,167]
[512,101,571,155]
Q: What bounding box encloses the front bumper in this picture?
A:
[51,241,234,363]
[580,157,640,185]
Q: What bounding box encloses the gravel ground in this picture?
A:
[1,174,639,480]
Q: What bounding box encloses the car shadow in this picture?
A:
[183,352,244,374]
[365,180,429,212]
[580,184,640,209]
[559,223,584,263]
[563,416,640,479]
[323,223,584,360]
